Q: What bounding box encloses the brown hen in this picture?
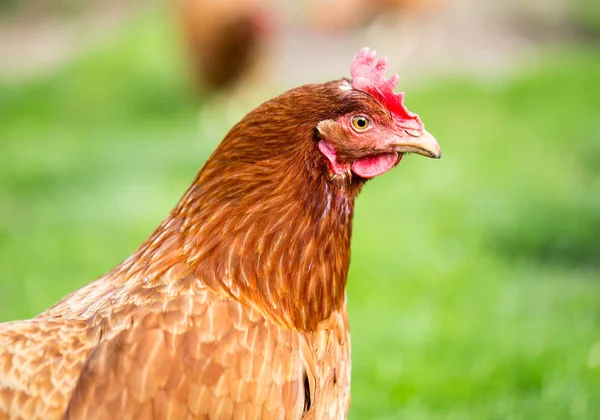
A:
[178,0,271,93]
[0,48,441,419]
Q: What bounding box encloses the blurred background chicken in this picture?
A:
[304,0,443,32]
[177,0,273,94]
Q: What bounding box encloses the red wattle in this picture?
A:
[351,153,400,178]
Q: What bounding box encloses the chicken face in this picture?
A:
[316,48,441,179]
[316,94,441,178]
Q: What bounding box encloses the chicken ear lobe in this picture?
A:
[316,119,348,176]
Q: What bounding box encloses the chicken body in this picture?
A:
[0,49,440,419]
[1,269,349,419]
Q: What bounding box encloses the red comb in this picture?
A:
[350,47,423,131]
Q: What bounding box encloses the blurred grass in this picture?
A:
[1,11,600,420]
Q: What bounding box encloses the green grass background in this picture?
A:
[1,12,599,419]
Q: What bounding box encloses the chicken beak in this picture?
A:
[394,129,442,159]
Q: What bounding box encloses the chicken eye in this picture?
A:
[351,116,370,131]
